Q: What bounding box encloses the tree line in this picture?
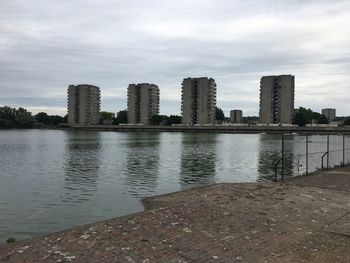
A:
[294,107,350,126]
[0,106,67,129]
[2,105,350,129]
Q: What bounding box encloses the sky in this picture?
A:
[1,0,350,117]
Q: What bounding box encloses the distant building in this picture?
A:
[67,84,101,126]
[230,110,243,123]
[127,83,159,125]
[322,108,336,122]
[181,77,217,125]
[259,75,295,124]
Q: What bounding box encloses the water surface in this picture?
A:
[0,130,347,242]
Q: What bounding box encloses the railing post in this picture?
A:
[306,134,309,175]
[327,134,330,170]
[281,133,284,182]
[274,162,278,182]
[343,134,345,167]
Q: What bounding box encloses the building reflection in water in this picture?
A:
[257,134,296,181]
[124,132,160,198]
[62,131,101,203]
[180,133,217,190]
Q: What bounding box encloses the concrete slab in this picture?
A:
[1,166,350,262]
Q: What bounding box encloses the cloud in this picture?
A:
[0,0,350,116]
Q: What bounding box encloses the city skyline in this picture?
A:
[1,0,350,116]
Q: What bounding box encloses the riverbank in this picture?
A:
[69,124,350,135]
[1,167,350,262]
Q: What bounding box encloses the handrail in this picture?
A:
[274,157,284,182]
[321,152,328,170]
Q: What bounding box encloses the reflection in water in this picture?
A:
[257,134,294,181]
[180,133,217,189]
[63,131,101,203]
[3,130,348,243]
[124,133,160,198]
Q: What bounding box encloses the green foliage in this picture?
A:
[149,114,181,125]
[294,107,331,126]
[312,112,322,120]
[150,115,168,125]
[167,115,181,125]
[35,112,65,126]
[0,106,35,129]
[100,111,114,120]
[215,107,225,121]
[294,107,312,126]
[318,114,329,124]
[6,237,16,243]
[113,110,128,125]
[242,116,259,124]
[344,118,350,126]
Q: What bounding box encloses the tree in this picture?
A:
[293,107,314,126]
[100,111,114,120]
[0,106,35,128]
[35,112,64,126]
[35,112,50,125]
[318,114,329,124]
[50,115,64,125]
[0,106,16,128]
[242,116,259,125]
[312,112,322,120]
[293,107,331,126]
[166,115,181,125]
[14,108,35,128]
[150,115,168,125]
[215,107,225,121]
[344,118,350,126]
[113,110,128,125]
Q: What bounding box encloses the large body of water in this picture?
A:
[0,130,347,242]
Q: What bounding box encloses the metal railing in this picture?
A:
[272,133,350,182]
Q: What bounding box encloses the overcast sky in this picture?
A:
[1,0,350,117]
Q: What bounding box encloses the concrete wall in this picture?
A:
[140,86,150,125]
[259,75,294,124]
[322,108,336,121]
[230,110,243,123]
[128,83,159,125]
[181,77,216,125]
[127,84,139,124]
[259,77,273,124]
[67,84,100,126]
[279,76,294,124]
[181,78,194,125]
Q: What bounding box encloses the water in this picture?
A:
[0,130,348,242]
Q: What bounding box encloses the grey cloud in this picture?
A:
[0,0,350,116]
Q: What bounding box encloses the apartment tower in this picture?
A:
[67,84,101,126]
[127,83,159,125]
[230,109,243,123]
[259,75,295,124]
[181,77,217,125]
[322,108,336,122]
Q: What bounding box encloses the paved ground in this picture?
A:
[1,166,350,262]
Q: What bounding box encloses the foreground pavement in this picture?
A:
[1,167,350,262]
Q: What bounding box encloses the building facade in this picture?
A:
[259,75,295,124]
[322,108,336,122]
[230,109,243,123]
[67,84,101,126]
[181,77,217,125]
[127,83,159,125]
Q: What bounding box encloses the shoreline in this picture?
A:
[1,166,350,262]
[3,125,350,135]
[69,125,350,135]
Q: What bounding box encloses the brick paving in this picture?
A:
[1,167,350,262]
